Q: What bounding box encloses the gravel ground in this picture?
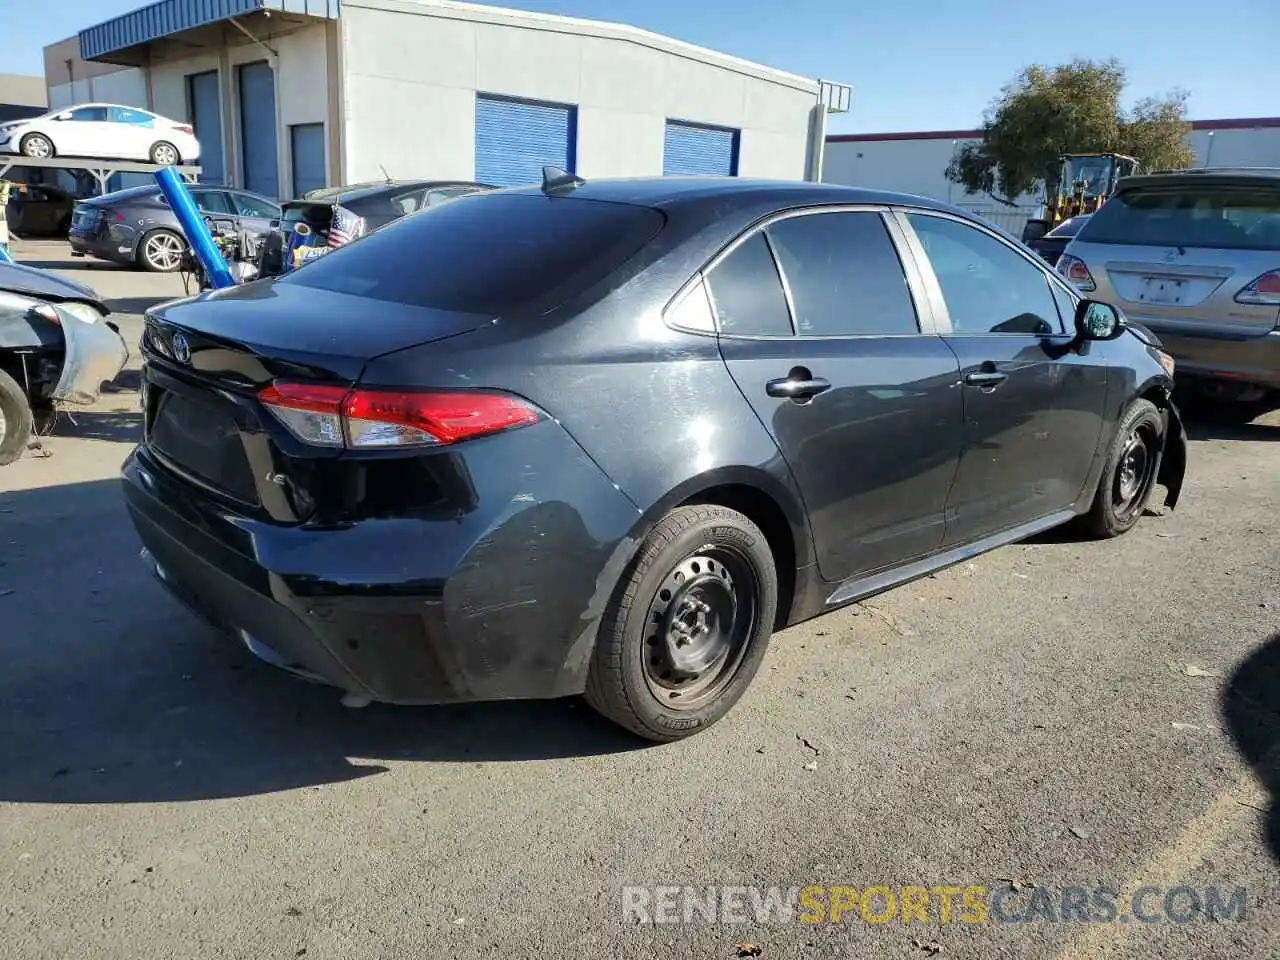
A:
[2,241,1278,959]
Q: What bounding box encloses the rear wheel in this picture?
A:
[1083,399,1164,538]
[150,141,180,165]
[19,133,54,159]
[585,504,778,742]
[0,367,33,466]
[138,229,186,272]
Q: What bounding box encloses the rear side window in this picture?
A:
[283,194,665,314]
[1080,184,1280,250]
[767,211,919,336]
[705,233,792,337]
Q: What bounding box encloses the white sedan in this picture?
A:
[0,103,201,166]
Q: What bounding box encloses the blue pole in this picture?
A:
[153,166,234,289]
[0,243,12,264]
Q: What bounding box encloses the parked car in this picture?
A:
[1027,213,1090,267]
[256,179,494,275]
[1059,168,1280,417]
[123,177,1186,742]
[0,261,128,464]
[4,183,75,237]
[1,103,200,166]
[69,183,281,272]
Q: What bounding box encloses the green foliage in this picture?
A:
[945,58,1194,206]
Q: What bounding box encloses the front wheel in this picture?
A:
[0,367,34,466]
[19,133,54,159]
[585,504,778,742]
[1083,399,1164,538]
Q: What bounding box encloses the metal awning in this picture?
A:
[79,0,340,64]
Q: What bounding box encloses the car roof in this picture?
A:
[491,176,958,216]
[299,180,490,204]
[1117,168,1280,191]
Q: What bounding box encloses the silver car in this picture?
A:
[1058,168,1280,415]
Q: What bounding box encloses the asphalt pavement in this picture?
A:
[1,241,1277,959]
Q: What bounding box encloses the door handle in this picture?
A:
[766,375,831,400]
[964,371,1008,387]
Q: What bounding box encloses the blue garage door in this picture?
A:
[238,61,278,198]
[475,94,576,187]
[663,120,739,177]
[187,70,224,184]
[291,123,326,198]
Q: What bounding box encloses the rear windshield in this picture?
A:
[281,193,665,314]
[1079,184,1280,250]
[1045,215,1088,238]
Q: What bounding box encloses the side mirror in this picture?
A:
[1075,299,1125,341]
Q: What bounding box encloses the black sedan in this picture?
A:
[69,183,281,272]
[1028,214,1091,267]
[122,177,1186,741]
[5,183,75,237]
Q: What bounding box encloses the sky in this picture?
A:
[2,0,1276,134]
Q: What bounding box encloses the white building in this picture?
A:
[823,118,1280,235]
[43,0,824,199]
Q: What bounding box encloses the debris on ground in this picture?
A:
[854,602,916,637]
[996,877,1037,893]
[734,944,762,958]
[1069,825,1092,840]
[796,734,821,756]
[1180,664,1217,678]
[1171,722,1201,731]
[802,761,818,772]
[910,938,943,955]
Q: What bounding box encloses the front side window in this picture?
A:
[907,213,1062,335]
[766,211,919,336]
[194,190,233,215]
[704,232,792,337]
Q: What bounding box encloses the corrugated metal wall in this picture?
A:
[474,94,576,187]
[663,120,739,176]
[237,60,278,198]
[187,70,224,184]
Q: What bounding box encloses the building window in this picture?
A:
[474,94,577,187]
[663,120,740,177]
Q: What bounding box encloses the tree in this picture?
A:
[945,58,1195,207]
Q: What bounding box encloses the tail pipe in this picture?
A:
[153,165,234,289]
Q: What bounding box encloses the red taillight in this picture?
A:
[175,124,194,135]
[257,383,540,449]
[107,210,126,223]
[1057,254,1096,292]
[1234,269,1280,305]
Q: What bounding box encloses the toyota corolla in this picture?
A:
[122,175,1186,742]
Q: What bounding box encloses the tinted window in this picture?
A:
[1045,215,1088,238]
[908,213,1061,335]
[69,107,108,122]
[194,190,233,215]
[232,193,280,218]
[1079,184,1280,251]
[425,185,483,208]
[284,194,665,314]
[109,107,150,124]
[767,211,919,336]
[705,233,792,337]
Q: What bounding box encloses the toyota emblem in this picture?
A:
[171,332,191,364]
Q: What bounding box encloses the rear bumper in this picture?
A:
[1135,322,1280,391]
[69,233,133,265]
[120,429,641,705]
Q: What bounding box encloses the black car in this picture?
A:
[69,183,281,272]
[257,179,494,275]
[122,177,1187,741]
[5,183,75,237]
[1027,214,1091,267]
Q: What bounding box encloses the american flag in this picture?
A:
[328,206,366,248]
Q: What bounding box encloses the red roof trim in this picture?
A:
[827,117,1280,143]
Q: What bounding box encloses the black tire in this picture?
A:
[137,229,186,272]
[19,132,54,159]
[585,504,778,742]
[149,141,180,165]
[1083,399,1164,538]
[0,367,33,466]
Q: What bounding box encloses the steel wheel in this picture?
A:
[641,544,758,709]
[1111,421,1158,523]
[151,142,178,165]
[20,134,52,159]
[142,232,184,272]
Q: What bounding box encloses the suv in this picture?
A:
[69,183,281,272]
[1058,169,1280,415]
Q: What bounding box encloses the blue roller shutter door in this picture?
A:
[290,123,326,198]
[238,61,278,198]
[475,95,576,187]
[663,120,739,176]
[187,70,224,184]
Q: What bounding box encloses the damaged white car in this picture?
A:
[0,262,129,464]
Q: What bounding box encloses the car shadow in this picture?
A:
[1221,633,1280,864]
[1177,390,1279,442]
[106,295,185,316]
[49,409,142,443]
[0,478,643,806]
